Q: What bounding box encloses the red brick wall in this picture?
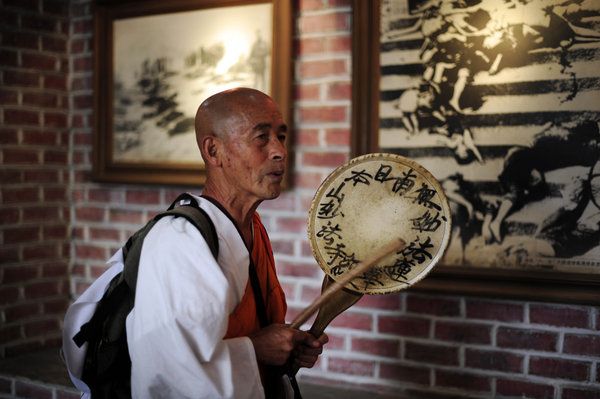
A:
[0,0,70,357]
[2,0,600,397]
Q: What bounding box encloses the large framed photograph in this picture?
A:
[93,0,292,186]
[352,0,600,303]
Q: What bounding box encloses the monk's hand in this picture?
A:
[293,332,328,369]
[249,324,316,366]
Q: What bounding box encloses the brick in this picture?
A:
[297,37,325,55]
[299,105,347,123]
[89,227,121,241]
[379,315,430,337]
[22,92,60,109]
[44,186,68,202]
[435,321,491,344]
[302,151,347,168]
[89,187,125,203]
[22,52,58,70]
[405,342,458,365]
[22,206,61,222]
[42,0,69,16]
[4,109,40,126]
[327,82,351,100]
[328,35,351,52]
[380,363,430,384]
[4,303,40,322]
[109,209,144,224]
[435,370,491,393]
[75,206,105,222]
[466,299,523,322]
[22,129,59,145]
[2,31,38,49]
[530,356,590,381]
[329,312,372,331]
[42,36,67,52]
[406,294,460,316]
[2,186,39,202]
[269,239,294,255]
[21,15,58,32]
[44,111,68,128]
[0,88,19,105]
[41,261,69,278]
[278,262,320,278]
[0,207,20,224]
[324,128,350,146]
[73,55,93,72]
[497,327,557,351]
[562,387,600,399]
[276,216,306,233]
[0,247,20,263]
[299,0,325,11]
[23,281,60,299]
[43,74,67,90]
[259,191,295,210]
[294,128,320,146]
[564,334,600,356]
[0,286,20,304]
[75,244,107,260]
[351,337,400,357]
[126,190,161,205]
[530,304,589,328]
[3,226,40,244]
[299,13,350,34]
[42,224,68,240]
[23,243,61,260]
[465,348,524,373]
[301,59,348,79]
[43,297,69,314]
[24,318,60,337]
[0,325,22,343]
[355,292,401,310]
[496,379,554,398]
[3,148,41,164]
[71,75,93,90]
[73,93,93,109]
[72,19,94,35]
[328,357,375,376]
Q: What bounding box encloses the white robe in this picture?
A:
[63,195,265,398]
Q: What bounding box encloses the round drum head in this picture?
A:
[307,153,452,295]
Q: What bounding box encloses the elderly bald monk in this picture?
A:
[127,88,328,398]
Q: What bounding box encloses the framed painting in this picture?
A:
[93,0,292,186]
[352,0,600,304]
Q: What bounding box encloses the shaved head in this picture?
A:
[195,87,275,160]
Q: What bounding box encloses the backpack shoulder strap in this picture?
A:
[122,194,219,295]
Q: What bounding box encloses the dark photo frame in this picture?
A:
[93,0,292,186]
[352,0,600,304]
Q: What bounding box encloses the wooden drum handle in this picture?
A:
[290,238,405,330]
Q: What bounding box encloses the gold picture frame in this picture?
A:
[93,0,292,186]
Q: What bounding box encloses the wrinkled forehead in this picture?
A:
[218,95,283,134]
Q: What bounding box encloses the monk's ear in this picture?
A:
[201,135,222,167]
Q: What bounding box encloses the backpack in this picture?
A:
[65,193,219,399]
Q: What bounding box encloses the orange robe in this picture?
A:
[224,212,287,338]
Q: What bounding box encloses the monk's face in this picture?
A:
[219,95,287,203]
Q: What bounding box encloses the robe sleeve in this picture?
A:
[127,215,264,399]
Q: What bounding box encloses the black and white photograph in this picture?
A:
[112,3,272,164]
[375,0,600,275]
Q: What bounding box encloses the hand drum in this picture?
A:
[294,153,452,337]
